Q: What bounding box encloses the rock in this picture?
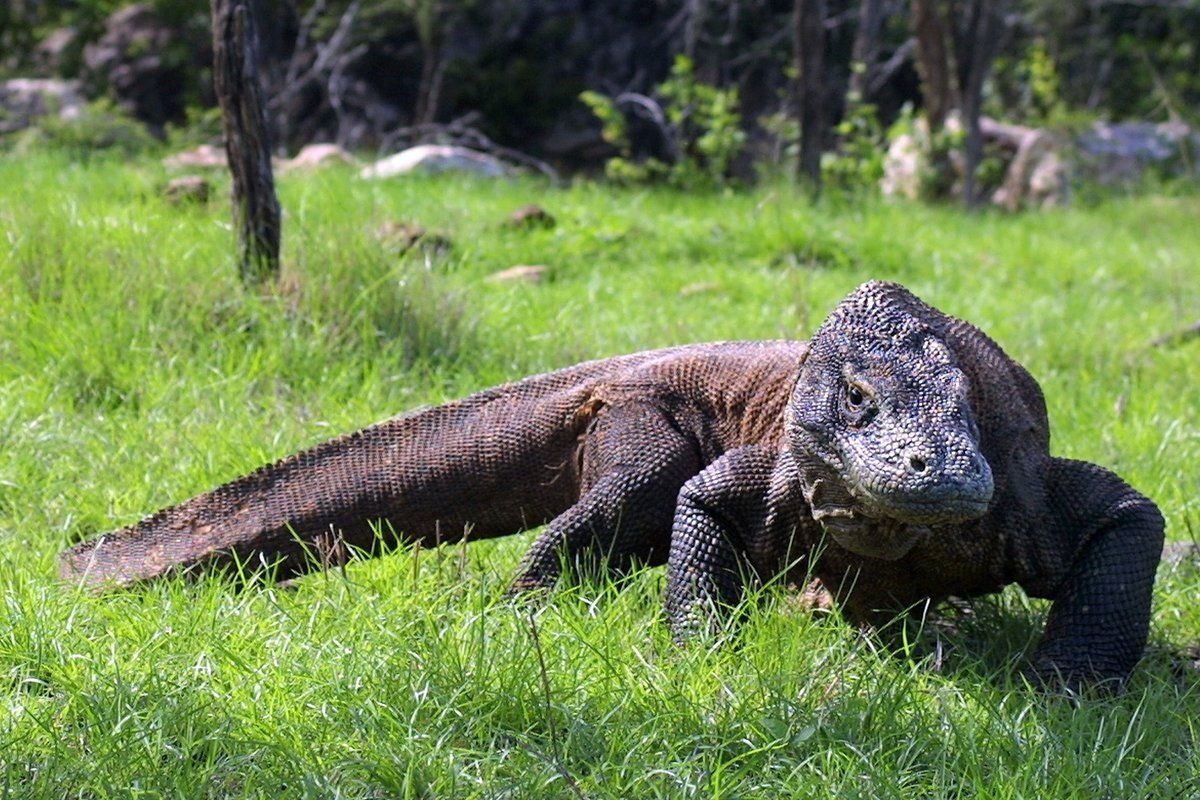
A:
[1027,150,1068,208]
[163,144,227,170]
[880,131,923,201]
[506,204,556,229]
[359,145,511,180]
[986,121,1069,211]
[35,27,81,75]
[487,265,548,284]
[278,143,358,173]
[0,78,85,135]
[164,175,211,205]
[678,281,720,297]
[1161,541,1200,569]
[374,221,452,257]
[883,115,1070,210]
[82,4,182,130]
[1076,120,1200,184]
[376,221,428,251]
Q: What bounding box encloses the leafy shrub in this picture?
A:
[581,55,746,188]
[13,98,157,159]
[821,103,887,192]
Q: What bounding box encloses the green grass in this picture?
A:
[1,150,1199,798]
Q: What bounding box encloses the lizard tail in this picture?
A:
[59,378,591,590]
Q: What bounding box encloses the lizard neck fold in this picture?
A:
[791,446,928,561]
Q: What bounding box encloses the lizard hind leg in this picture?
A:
[507,401,705,595]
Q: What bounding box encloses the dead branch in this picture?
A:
[267,0,361,145]
[615,91,679,163]
[866,38,916,96]
[1151,320,1200,348]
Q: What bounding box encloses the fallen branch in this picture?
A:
[1151,320,1200,348]
[867,38,917,96]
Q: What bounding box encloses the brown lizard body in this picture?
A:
[61,282,1164,688]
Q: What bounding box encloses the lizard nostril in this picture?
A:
[909,455,928,473]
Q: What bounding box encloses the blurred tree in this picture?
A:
[794,0,828,188]
[910,0,1009,207]
[954,0,1008,207]
[911,0,951,129]
[848,0,884,104]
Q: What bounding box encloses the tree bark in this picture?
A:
[911,0,952,130]
[848,0,884,104]
[794,0,828,188]
[212,0,281,285]
[953,0,1007,207]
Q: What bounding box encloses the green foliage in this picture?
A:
[9,98,158,158]
[2,151,1200,797]
[1012,0,1200,123]
[164,104,224,150]
[1026,39,1064,123]
[993,36,1069,127]
[658,55,746,184]
[579,89,628,153]
[757,110,800,174]
[581,55,746,189]
[821,103,886,192]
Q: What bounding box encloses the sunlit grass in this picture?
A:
[1,151,1198,797]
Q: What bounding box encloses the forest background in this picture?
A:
[3,0,1200,198]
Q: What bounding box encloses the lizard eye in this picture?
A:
[842,380,876,425]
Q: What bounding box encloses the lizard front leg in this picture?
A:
[1024,457,1165,690]
[665,445,786,640]
[509,400,704,593]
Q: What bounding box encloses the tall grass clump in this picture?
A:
[0,149,1198,797]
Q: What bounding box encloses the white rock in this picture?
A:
[279,143,357,172]
[487,265,548,285]
[359,145,510,180]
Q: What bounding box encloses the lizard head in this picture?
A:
[786,281,994,559]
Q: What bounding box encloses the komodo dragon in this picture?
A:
[60,281,1164,688]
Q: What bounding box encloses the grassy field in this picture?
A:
[1,150,1198,798]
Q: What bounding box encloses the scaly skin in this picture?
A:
[60,282,1165,688]
[665,282,1163,689]
[60,341,802,588]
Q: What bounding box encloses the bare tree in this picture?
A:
[848,0,885,103]
[267,0,363,148]
[911,0,952,129]
[794,0,828,187]
[911,0,1009,207]
[212,0,280,284]
[953,0,1008,207]
[403,0,455,126]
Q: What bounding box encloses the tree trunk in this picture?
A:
[953,0,1007,207]
[911,0,952,130]
[212,0,281,285]
[414,44,446,126]
[794,0,828,188]
[848,0,884,104]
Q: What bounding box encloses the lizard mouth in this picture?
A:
[820,516,930,561]
[819,483,992,561]
[855,489,993,526]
